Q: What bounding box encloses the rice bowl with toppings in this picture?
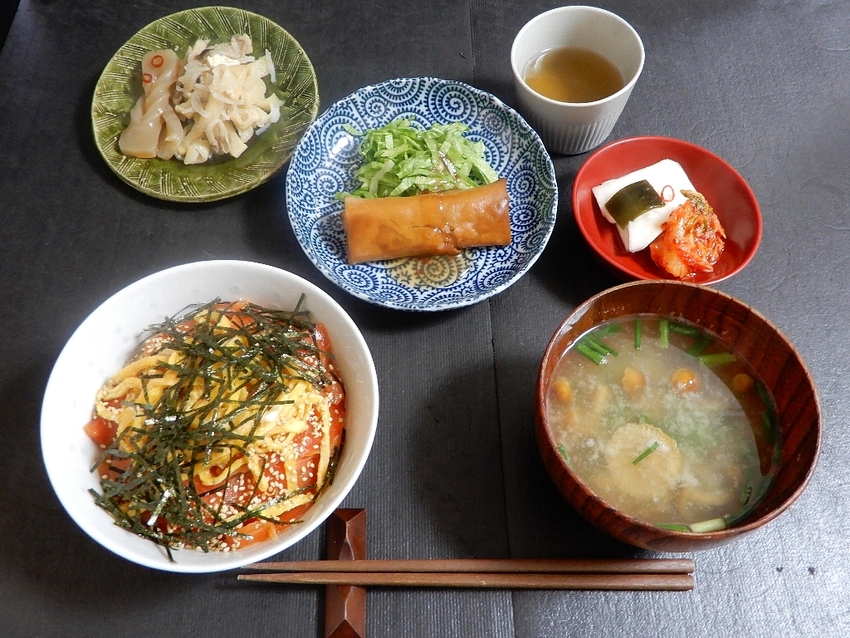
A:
[41,261,379,573]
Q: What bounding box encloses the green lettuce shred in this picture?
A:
[337,118,499,199]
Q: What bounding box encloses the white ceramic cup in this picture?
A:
[511,6,644,155]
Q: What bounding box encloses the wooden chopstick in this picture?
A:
[242,557,695,575]
[238,570,693,591]
[238,558,695,591]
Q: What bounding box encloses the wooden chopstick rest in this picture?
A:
[323,508,367,638]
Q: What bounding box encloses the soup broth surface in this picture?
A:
[546,316,779,531]
[523,46,624,103]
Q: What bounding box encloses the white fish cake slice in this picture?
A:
[592,159,695,252]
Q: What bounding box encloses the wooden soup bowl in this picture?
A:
[535,280,821,552]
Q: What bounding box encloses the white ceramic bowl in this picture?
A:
[41,261,379,573]
[511,6,644,155]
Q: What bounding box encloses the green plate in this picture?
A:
[91,6,319,202]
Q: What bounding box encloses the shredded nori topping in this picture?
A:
[88,298,342,557]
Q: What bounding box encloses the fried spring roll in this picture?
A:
[342,178,511,264]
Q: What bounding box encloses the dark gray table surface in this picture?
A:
[2,0,848,636]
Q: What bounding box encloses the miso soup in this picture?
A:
[546,315,780,532]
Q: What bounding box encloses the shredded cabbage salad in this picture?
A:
[338,119,499,199]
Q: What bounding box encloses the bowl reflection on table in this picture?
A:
[535,280,820,552]
[572,136,762,284]
[40,260,379,573]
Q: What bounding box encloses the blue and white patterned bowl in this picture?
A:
[286,77,558,311]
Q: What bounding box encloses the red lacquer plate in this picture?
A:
[572,136,762,284]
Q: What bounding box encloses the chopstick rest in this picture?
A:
[324,508,367,638]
